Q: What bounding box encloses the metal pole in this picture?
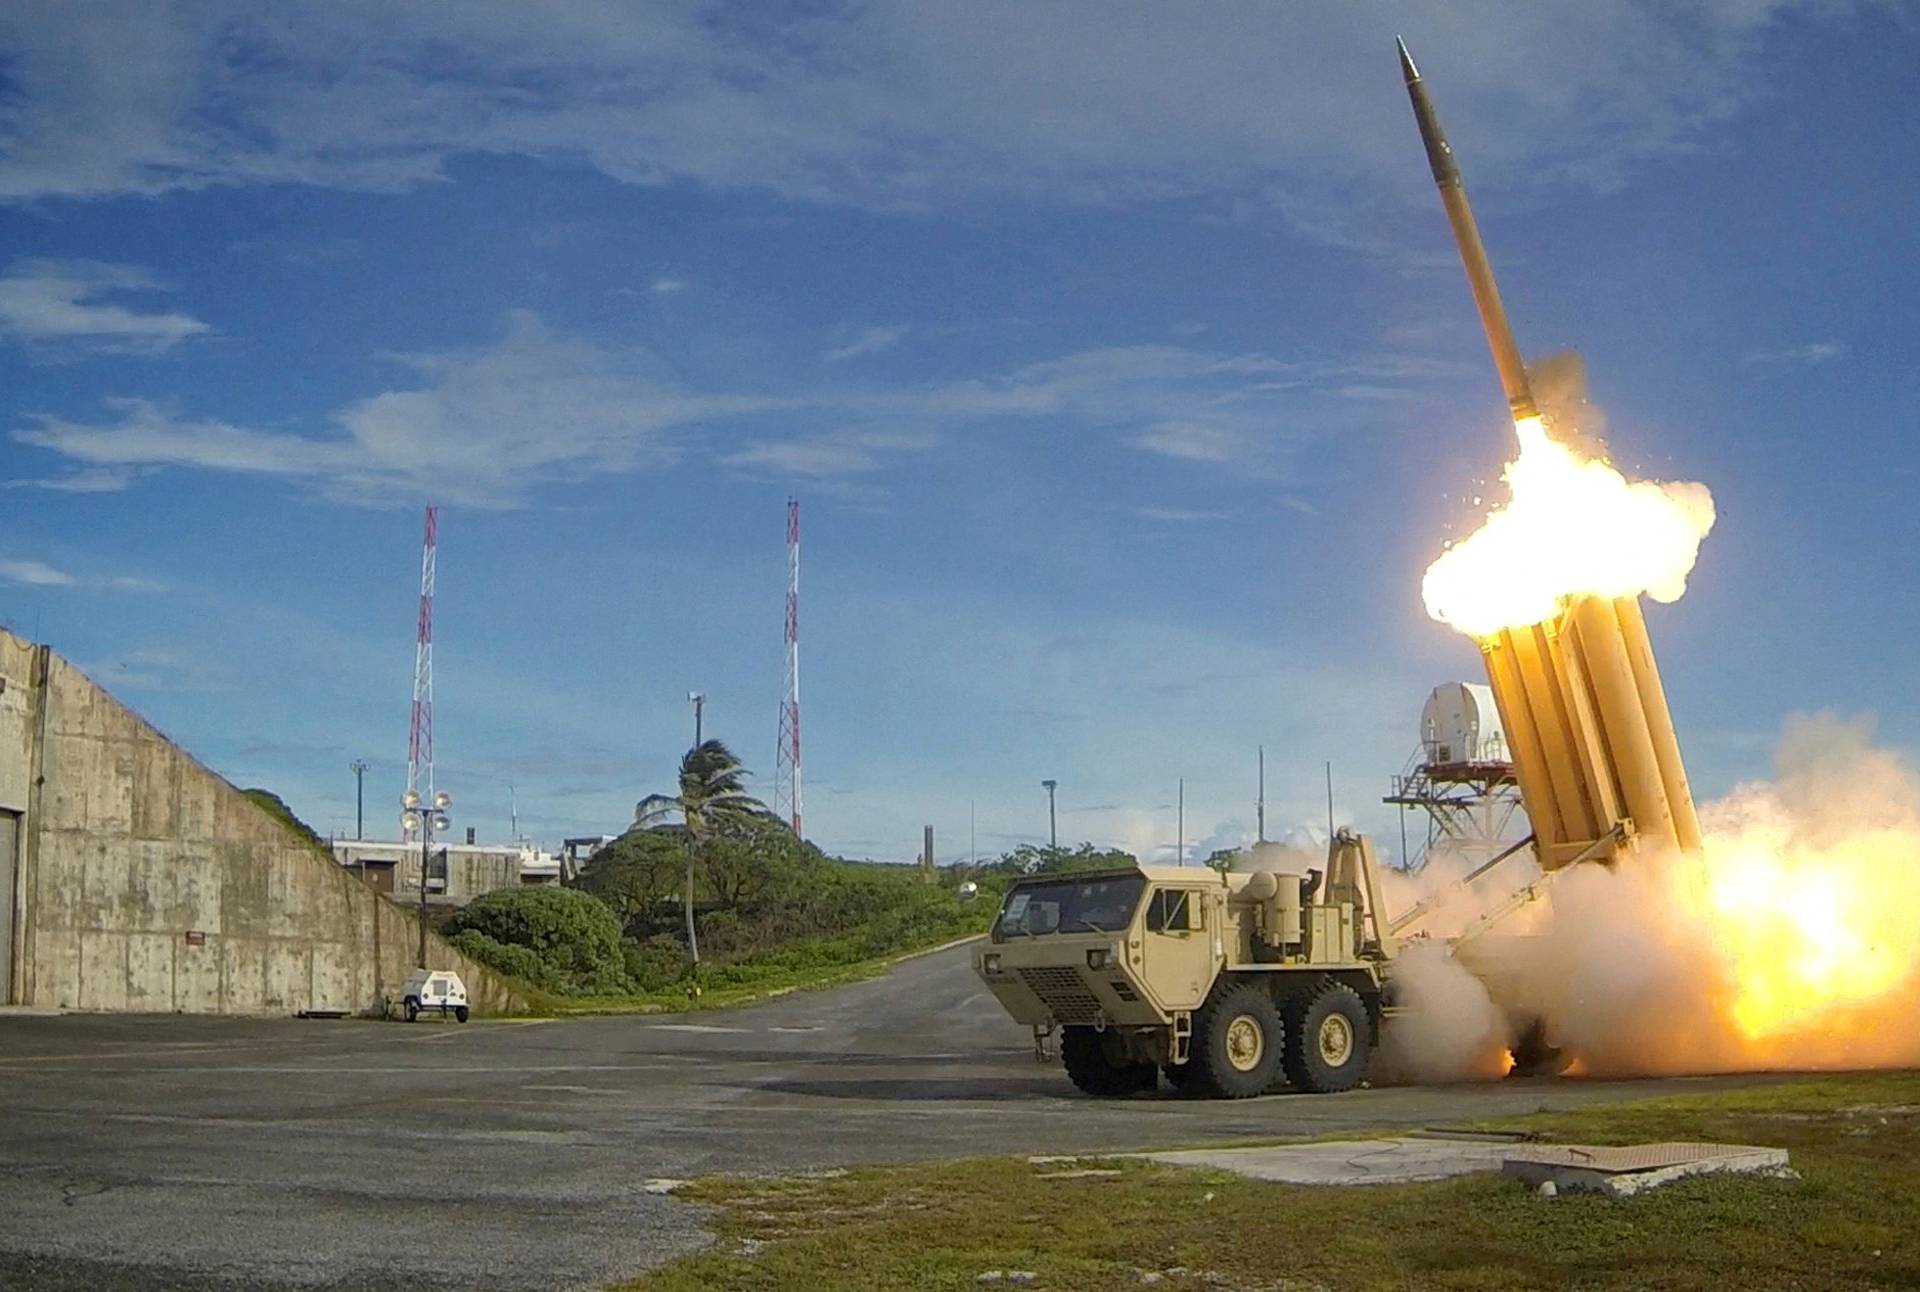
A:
[351,759,368,839]
[691,693,705,747]
[1041,780,1058,850]
[1325,762,1335,843]
[417,812,431,968]
[1177,778,1184,866]
[1257,746,1265,843]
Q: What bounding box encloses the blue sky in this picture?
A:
[2,2,1915,862]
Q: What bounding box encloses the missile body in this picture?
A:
[1397,38,1537,422]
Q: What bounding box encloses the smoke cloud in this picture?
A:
[1392,713,1920,1080]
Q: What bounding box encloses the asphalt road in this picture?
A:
[0,942,1794,1290]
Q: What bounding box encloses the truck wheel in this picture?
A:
[454,1006,470,1024]
[1509,1016,1569,1076]
[1061,1026,1156,1096]
[1191,983,1283,1099]
[1282,981,1371,1094]
[403,998,420,1023]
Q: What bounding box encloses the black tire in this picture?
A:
[403,998,420,1023]
[1163,1061,1203,1094]
[454,1006,470,1024]
[1191,982,1284,1099]
[1281,980,1372,1094]
[1509,1016,1570,1076]
[1061,1026,1157,1096]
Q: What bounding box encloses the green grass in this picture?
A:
[617,1069,1920,1291]
[525,928,986,1016]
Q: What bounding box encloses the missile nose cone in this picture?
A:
[1396,36,1420,83]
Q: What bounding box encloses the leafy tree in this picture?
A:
[633,739,779,966]
[570,826,684,934]
[982,842,1136,877]
[443,886,630,994]
[702,814,812,910]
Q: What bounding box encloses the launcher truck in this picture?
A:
[972,832,1402,1097]
[971,42,1712,1097]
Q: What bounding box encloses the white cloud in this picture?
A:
[724,429,934,479]
[1130,421,1245,463]
[824,326,906,362]
[13,312,785,507]
[0,3,1838,240]
[0,557,75,586]
[649,277,688,295]
[9,318,1447,502]
[0,555,164,591]
[0,259,210,354]
[1135,506,1230,522]
[3,467,138,493]
[1744,340,1846,367]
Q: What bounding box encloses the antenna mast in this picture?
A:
[774,498,803,837]
[405,506,438,823]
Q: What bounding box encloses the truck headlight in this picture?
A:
[1086,947,1111,970]
[982,953,1002,974]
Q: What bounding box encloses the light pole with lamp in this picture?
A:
[402,788,452,968]
[1041,779,1058,852]
[350,759,369,839]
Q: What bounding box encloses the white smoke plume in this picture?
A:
[1394,713,1920,1080]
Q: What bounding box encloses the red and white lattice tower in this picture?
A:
[774,498,803,836]
[404,505,438,830]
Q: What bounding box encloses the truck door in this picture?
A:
[1141,887,1212,1011]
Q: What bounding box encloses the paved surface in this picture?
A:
[1141,1137,1517,1186]
[0,943,1799,1290]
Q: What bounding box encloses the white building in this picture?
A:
[332,839,562,906]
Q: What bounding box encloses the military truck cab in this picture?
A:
[972,833,1398,1098]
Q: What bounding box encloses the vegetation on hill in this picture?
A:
[442,755,1140,1008]
[632,739,781,965]
[443,886,631,995]
[242,788,329,854]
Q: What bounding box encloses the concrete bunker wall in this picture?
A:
[0,630,528,1015]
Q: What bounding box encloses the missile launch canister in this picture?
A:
[1396,37,1538,423]
[1396,38,1704,864]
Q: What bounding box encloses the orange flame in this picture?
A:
[1427,420,1920,1075]
[1423,416,1715,638]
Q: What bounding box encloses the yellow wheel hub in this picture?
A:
[1319,1012,1354,1067]
[1225,1015,1265,1072]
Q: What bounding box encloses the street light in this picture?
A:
[688,691,706,747]
[402,788,452,968]
[349,759,369,839]
[1041,779,1058,851]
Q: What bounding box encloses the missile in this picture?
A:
[1396,37,1538,422]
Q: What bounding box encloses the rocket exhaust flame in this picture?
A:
[1397,39,1920,1080]
[1423,416,1716,640]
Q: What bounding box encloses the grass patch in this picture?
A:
[618,1070,1920,1291]
[524,932,983,1017]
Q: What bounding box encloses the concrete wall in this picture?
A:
[0,629,529,1016]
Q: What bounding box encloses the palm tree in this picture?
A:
[634,739,775,967]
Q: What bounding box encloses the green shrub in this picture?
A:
[444,886,632,995]
[448,930,561,992]
[624,935,687,991]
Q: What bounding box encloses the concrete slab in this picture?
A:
[1141,1137,1515,1185]
[1502,1141,1792,1197]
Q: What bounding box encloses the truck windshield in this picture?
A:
[993,874,1145,941]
